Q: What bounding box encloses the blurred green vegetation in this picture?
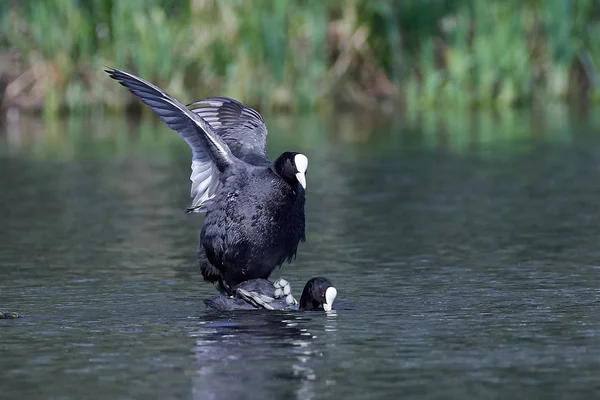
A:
[1,0,600,115]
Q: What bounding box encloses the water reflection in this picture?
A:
[3,106,600,399]
[188,311,338,400]
[2,104,598,161]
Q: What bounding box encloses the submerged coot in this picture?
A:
[107,69,307,293]
[205,277,337,311]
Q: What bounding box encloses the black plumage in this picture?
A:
[204,277,337,311]
[107,68,308,293]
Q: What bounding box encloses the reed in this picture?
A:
[1,0,599,115]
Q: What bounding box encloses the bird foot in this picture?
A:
[273,278,298,306]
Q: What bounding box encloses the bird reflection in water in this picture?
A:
[187,311,338,400]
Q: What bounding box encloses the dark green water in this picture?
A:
[2,107,600,399]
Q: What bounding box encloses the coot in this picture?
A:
[107,68,307,293]
[205,277,337,311]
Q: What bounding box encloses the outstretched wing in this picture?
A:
[106,68,234,213]
[188,97,269,165]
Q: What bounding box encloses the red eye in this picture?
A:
[320,291,324,297]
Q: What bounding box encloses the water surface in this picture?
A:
[2,108,600,399]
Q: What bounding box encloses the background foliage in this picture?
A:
[1,0,600,114]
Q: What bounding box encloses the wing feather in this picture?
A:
[106,68,235,212]
[188,97,269,165]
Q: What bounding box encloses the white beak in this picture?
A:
[296,172,306,189]
[323,286,337,312]
[294,154,308,190]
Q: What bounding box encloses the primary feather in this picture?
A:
[106,67,233,212]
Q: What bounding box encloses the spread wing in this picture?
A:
[106,68,234,213]
[188,97,269,165]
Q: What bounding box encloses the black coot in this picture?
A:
[107,69,307,293]
[204,277,337,311]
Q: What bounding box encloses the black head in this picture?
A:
[272,152,308,189]
[299,277,337,311]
